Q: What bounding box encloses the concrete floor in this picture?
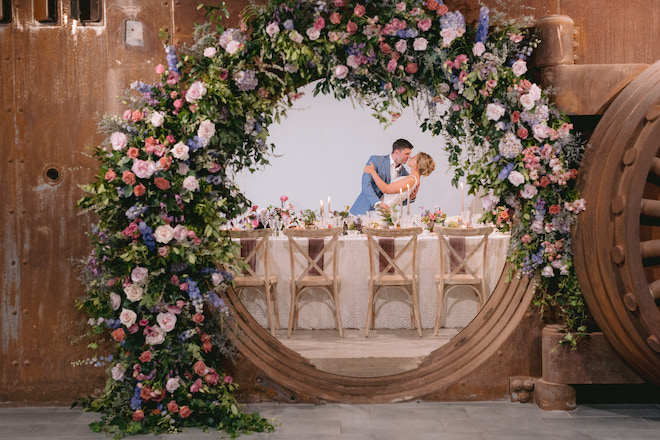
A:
[1,401,659,439]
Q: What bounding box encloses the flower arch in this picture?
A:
[77,0,587,436]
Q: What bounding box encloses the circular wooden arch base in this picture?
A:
[575,60,660,385]
[224,263,535,403]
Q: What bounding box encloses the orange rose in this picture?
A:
[179,405,192,418]
[105,170,116,181]
[194,360,208,376]
[159,156,172,171]
[133,184,146,197]
[122,170,136,185]
[127,147,140,159]
[549,204,561,214]
[112,328,125,342]
[167,400,179,413]
[132,409,144,421]
[154,177,171,190]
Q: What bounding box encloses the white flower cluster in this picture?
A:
[498,131,523,159]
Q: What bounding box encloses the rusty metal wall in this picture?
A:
[0,0,659,405]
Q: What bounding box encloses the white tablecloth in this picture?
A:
[236,231,510,330]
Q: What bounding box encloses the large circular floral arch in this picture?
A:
[77,0,587,436]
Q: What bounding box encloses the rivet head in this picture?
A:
[12,360,19,366]
[622,149,637,166]
[611,245,625,265]
[647,335,660,353]
[611,196,625,215]
[623,292,638,311]
[645,105,660,122]
[23,360,30,366]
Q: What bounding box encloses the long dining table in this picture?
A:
[235,230,510,331]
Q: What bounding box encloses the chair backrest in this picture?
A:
[282,227,343,285]
[364,227,422,284]
[433,226,493,283]
[228,229,272,280]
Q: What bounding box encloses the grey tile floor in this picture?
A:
[0,401,659,439]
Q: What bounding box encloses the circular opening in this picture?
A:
[43,164,63,185]
[46,168,59,181]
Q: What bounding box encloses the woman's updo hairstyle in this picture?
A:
[416,152,435,177]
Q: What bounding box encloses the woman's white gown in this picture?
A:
[381,175,418,206]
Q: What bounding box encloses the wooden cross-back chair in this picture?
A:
[282,227,344,338]
[363,227,423,337]
[433,225,493,335]
[229,229,279,336]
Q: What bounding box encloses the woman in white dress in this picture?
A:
[363,152,436,207]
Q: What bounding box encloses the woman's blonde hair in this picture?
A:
[415,152,436,177]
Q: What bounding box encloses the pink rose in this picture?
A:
[167,400,179,413]
[131,266,148,283]
[354,4,365,17]
[110,132,128,151]
[154,177,170,190]
[155,64,164,74]
[486,103,506,121]
[413,37,428,51]
[417,18,431,31]
[405,63,418,74]
[386,59,398,73]
[119,308,137,328]
[171,142,189,161]
[395,39,407,53]
[266,22,279,37]
[105,170,116,181]
[508,170,525,187]
[131,159,157,179]
[380,42,391,54]
[313,16,325,30]
[158,246,169,257]
[473,41,485,56]
[132,410,144,421]
[517,127,529,139]
[223,375,233,384]
[139,351,152,363]
[179,406,191,418]
[131,110,143,122]
[157,312,177,333]
[346,21,358,34]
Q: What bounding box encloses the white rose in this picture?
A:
[110,132,128,151]
[166,377,181,393]
[185,81,207,103]
[266,22,280,37]
[482,193,500,211]
[290,30,303,44]
[171,141,189,161]
[157,312,177,332]
[528,83,542,101]
[306,27,320,40]
[472,41,485,56]
[346,55,360,69]
[154,224,175,244]
[145,325,166,345]
[395,39,407,53]
[533,124,551,141]
[197,119,216,140]
[413,37,428,51]
[334,64,349,79]
[110,292,121,311]
[531,218,544,234]
[512,59,527,77]
[520,183,538,199]
[177,162,189,175]
[182,176,199,192]
[212,272,223,286]
[541,266,555,277]
[131,266,148,283]
[486,103,506,121]
[520,93,536,111]
[150,112,164,127]
[119,308,137,327]
[225,40,242,54]
[203,47,217,58]
[123,284,143,303]
[112,363,126,381]
[441,28,458,47]
[508,170,525,187]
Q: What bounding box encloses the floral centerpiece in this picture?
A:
[420,206,447,231]
[76,0,593,436]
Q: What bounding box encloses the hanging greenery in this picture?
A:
[76,0,590,437]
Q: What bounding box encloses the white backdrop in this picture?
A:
[235,82,477,216]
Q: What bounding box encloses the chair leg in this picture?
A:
[434,282,445,336]
[264,282,277,337]
[411,283,422,338]
[365,282,375,337]
[271,283,281,330]
[331,283,344,338]
[287,284,297,339]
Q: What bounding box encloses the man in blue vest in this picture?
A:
[350,139,416,215]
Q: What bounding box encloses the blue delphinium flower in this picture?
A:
[138,221,156,251]
[476,7,489,43]
[497,162,515,181]
[165,45,180,74]
[130,385,143,410]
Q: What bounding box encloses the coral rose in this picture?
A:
[167,400,179,413]
[122,170,136,185]
[179,406,192,418]
[154,177,170,190]
[112,328,125,342]
[132,410,144,421]
[133,184,146,197]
